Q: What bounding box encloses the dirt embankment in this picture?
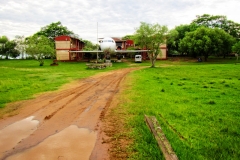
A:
[0,67,139,160]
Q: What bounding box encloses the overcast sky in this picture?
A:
[0,0,239,43]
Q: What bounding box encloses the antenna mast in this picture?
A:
[97,22,98,63]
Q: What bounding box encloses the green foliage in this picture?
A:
[82,40,98,51]
[0,35,8,43]
[0,36,20,59]
[14,35,26,59]
[167,24,198,54]
[166,29,179,54]
[122,34,134,40]
[232,41,240,53]
[192,14,240,40]
[133,22,168,67]
[121,63,240,159]
[25,35,55,66]
[168,14,239,58]
[179,26,235,61]
[34,21,74,41]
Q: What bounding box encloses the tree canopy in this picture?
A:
[0,35,8,44]
[232,41,240,54]
[192,14,240,40]
[14,35,26,59]
[34,21,74,41]
[0,36,20,59]
[133,22,168,67]
[179,26,235,61]
[167,23,198,55]
[122,35,134,40]
[25,35,54,66]
[82,40,99,51]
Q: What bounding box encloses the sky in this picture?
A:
[0,0,239,44]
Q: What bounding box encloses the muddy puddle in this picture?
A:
[6,125,96,160]
[0,116,39,157]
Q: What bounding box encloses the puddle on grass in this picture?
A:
[0,116,39,156]
[6,125,97,160]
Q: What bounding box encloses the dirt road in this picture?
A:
[0,67,138,160]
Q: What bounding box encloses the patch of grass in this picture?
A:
[118,63,240,159]
[0,59,132,109]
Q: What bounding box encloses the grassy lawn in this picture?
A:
[1,58,239,159]
[116,60,240,159]
[0,59,143,110]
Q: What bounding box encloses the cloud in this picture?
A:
[0,0,239,43]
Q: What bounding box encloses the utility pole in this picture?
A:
[97,22,98,63]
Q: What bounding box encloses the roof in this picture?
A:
[55,35,84,43]
[112,37,126,42]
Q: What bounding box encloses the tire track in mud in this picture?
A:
[0,67,140,160]
[43,73,119,121]
[24,74,115,119]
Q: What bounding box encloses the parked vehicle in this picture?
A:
[135,55,142,63]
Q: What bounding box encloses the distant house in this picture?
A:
[158,44,167,60]
[112,37,126,50]
[55,35,85,61]
[113,37,167,60]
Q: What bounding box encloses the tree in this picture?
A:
[0,36,20,59]
[232,41,240,54]
[25,35,54,66]
[122,35,134,40]
[0,36,8,59]
[0,35,8,44]
[82,40,98,51]
[34,21,74,42]
[166,29,179,55]
[133,22,168,67]
[192,14,240,40]
[167,23,199,55]
[14,35,26,59]
[179,26,235,61]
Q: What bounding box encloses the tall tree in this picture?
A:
[35,21,74,41]
[122,35,134,40]
[167,23,198,55]
[232,41,240,54]
[179,26,235,61]
[14,35,26,59]
[192,14,240,40]
[25,35,54,66]
[0,36,8,59]
[133,22,168,67]
[0,35,8,44]
[82,40,98,51]
[0,36,20,59]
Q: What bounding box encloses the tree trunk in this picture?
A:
[151,59,156,67]
[148,52,155,67]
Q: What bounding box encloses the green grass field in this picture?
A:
[0,58,239,159]
[0,59,139,109]
[118,61,240,159]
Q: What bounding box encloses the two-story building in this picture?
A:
[55,35,85,61]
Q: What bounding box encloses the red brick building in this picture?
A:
[55,35,85,61]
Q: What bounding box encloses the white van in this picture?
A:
[135,55,142,63]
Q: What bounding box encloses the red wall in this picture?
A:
[55,35,71,41]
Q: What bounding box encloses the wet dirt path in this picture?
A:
[0,67,139,160]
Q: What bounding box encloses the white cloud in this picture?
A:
[0,0,239,43]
